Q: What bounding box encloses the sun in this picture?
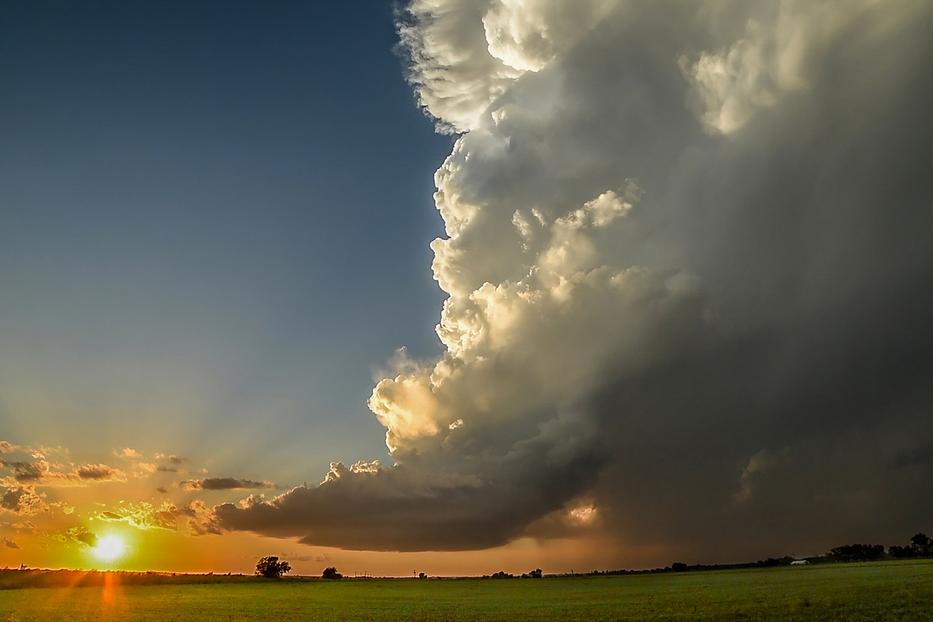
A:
[91,534,128,563]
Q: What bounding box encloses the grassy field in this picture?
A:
[1,559,931,621]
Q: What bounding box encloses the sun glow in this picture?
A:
[91,534,128,563]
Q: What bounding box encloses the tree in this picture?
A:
[322,566,343,579]
[828,544,885,562]
[889,545,916,559]
[255,556,291,579]
[527,568,543,579]
[910,533,931,555]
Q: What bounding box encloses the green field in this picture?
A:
[1,560,931,621]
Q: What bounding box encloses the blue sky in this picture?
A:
[0,1,451,480]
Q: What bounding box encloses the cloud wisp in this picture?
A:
[181,478,275,491]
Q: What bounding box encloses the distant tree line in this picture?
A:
[481,568,543,579]
[828,544,885,562]
[560,532,933,578]
[250,533,930,581]
[888,533,932,559]
[829,533,931,562]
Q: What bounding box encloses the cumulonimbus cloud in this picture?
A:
[211,0,933,560]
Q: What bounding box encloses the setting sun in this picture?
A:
[91,534,128,563]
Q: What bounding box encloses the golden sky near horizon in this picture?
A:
[0,442,626,576]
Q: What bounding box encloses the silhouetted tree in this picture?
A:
[671,562,688,572]
[255,556,291,579]
[322,566,342,579]
[527,568,543,578]
[418,572,427,579]
[828,544,885,562]
[911,533,931,555]
[889,545,915,558]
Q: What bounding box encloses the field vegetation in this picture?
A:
[0,559,931,621]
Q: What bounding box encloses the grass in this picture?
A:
[1,559,931,621]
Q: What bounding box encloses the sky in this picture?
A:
[2,1,933,575]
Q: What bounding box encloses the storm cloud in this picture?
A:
[212,0,933,559]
